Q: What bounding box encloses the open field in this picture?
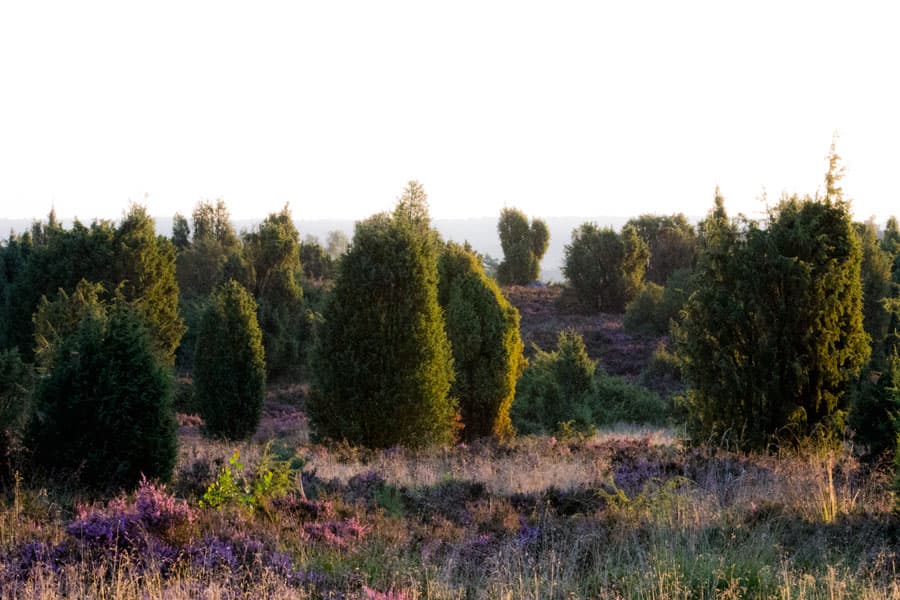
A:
[2,394,899,599]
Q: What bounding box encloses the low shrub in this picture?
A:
[594,375,670,426]
[511,330,595,434]
[512,330,668,433]
[624,282,667,334]
[28,306,177,491]
[199,444,298,518]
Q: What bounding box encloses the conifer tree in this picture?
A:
[438,242,524,441]
[511,330,596,434]
[114,204,185,365]
[496,208,549,284]
[0,349,31,477]
[243,205,305,377]
[563,223,649,312]
[2,206,183,366]
[28,305,177,490]
[855,219,893,355]
[194,280,266,440]
[310,185,457,448]
[678,156,869,450]
[625,213,697,285]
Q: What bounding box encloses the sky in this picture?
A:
[1,1,897,224]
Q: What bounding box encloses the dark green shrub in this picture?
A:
[623,282,666,334]
[660,268,696,323]
[0,349,31,476]
[243,206,305,377]
[28,305,177,491]
[512,330,596,434]
[624,268,698,335]
[512,329,667,433]
[563,223,649,312]
[626,213,697,285]
[174,295,211,372]
[194,280,266,440]
[849,218,899,456]
[855,219,893,354]
[593,375,669,426]
[497,208,550,285]
[299,239,335,281]
[438,242,525,441]
[172,376,198,414]
[3,206,184,366]
[677,165,869,450]
[310,185,458,448]
[640,341,684,384]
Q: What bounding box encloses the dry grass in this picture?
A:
[3,419,899,599]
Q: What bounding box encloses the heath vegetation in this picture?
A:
[1,147,900,597]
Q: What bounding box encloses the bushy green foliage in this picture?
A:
[310,185,458,448]
[624,268,698,335]
[623,282,666,334]
[199,445,296,518]
[855,219,893,356]
[641,341,684,384]
[677,168,870,450]
[660,267,697,323]
[512,330,597,434]
[0,235,31,350]
[512,330,666,433]
[0,349,31,475]
[438,242,525,441]
[113,205,185,365]
[32,279,107,371]
[852,254,900,455]
[626,213,697,285]
[243,205,306,377]
[563,223,649,312]
[175,201,245,300]
[593,374,669,425]
[299,238,335,281]
[194,280,266,440]
[171,212,191,250]
[851,351,900,456]
[174,295,211,372]
[28,305,177,490]
[2,206,183,365]
[496,208,550,285]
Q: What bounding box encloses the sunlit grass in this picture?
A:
[2,414,899,599]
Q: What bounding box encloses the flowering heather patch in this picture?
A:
[134,475,196,532]
[4,421,900,598]
[67,476,194,548]
[302,516,368,548]
[360,587,414,600]
[271,493,335,521]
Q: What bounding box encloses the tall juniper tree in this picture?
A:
[310,183,458,448]
[438,242,524,441]
[496,208,550,285]
[194,280,266,440]
[677,151,869,450]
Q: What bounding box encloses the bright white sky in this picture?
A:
[0,1,897,224]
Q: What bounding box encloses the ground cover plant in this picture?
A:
[3,410,900,599]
